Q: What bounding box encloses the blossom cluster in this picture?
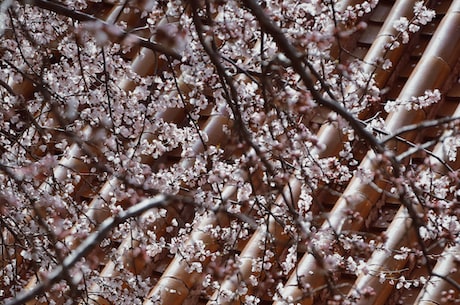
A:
[389,1,435,48]
[384,89,441,113]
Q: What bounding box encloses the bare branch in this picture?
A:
[381,116,460,145]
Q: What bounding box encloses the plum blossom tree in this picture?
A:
[1,0,460,305]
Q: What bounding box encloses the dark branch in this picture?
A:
[5,194,172,305]
[17,0,182,60]
[241,0,385,154]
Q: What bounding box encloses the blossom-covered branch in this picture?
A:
[18,0,182,60]
[241,0,385,155]
[4,194,173,305]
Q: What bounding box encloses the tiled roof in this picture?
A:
[1,0,460,305]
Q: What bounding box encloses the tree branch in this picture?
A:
[381,116,460,145]
[241,0,385,155]
[242,0,444,292]
[17,0,182,60]
[5,194,172,305]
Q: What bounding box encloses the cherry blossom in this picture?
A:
[1,1,460,305]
